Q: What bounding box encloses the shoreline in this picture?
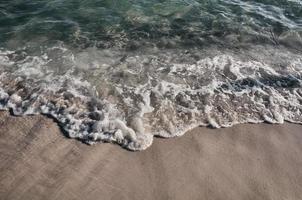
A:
[1,111,302,199]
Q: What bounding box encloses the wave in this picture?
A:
[0,44,302,150]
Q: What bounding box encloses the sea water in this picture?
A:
[0,0,301,150]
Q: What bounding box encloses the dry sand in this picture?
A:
[0,111,302,200]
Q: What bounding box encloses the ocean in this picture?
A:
[0,0,301,150]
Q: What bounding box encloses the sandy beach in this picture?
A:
[1,1,302,199]
[0,111,302,200]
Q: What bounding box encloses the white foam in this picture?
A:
[0,45,302,150]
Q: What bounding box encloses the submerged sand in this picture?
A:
[0,111,302,200]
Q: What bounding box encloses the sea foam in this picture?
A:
[0,44,301,150]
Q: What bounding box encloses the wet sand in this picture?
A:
[0,111,302,200]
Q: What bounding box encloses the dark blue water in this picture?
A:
[0,1,302,150]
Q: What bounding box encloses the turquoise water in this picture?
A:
[1,0,301,48]
[0,1,302,150]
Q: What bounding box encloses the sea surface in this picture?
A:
[0,0,302,150]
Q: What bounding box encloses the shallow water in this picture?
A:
[0,0,302,150]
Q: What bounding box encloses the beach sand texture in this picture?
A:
[0,111,302,200]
